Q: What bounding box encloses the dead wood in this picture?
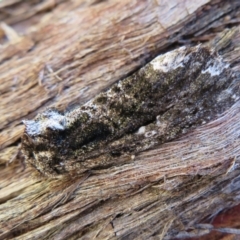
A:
[1,0,240,239]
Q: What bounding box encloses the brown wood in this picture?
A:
[1,0,240,239]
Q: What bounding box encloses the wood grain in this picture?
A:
[1,0,240,239]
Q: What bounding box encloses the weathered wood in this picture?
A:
[1,0,240,239]
[1,0,238,149]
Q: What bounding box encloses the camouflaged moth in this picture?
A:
[21,45,238,177]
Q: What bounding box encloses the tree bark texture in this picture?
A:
[1,0,240,239]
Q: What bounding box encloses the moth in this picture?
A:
[21,45,238,177]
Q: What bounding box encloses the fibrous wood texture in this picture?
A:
[1,0,240,239]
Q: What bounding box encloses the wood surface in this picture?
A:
[1,0,240,239]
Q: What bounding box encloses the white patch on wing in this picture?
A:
[23,110,66,136]
[202,59,229,76]
[151,46,187,72]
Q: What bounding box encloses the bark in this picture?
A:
[1,0,240,239]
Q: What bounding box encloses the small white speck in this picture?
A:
[156,115,161,126]
[232,94,239,100]
[136,126,146,134]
